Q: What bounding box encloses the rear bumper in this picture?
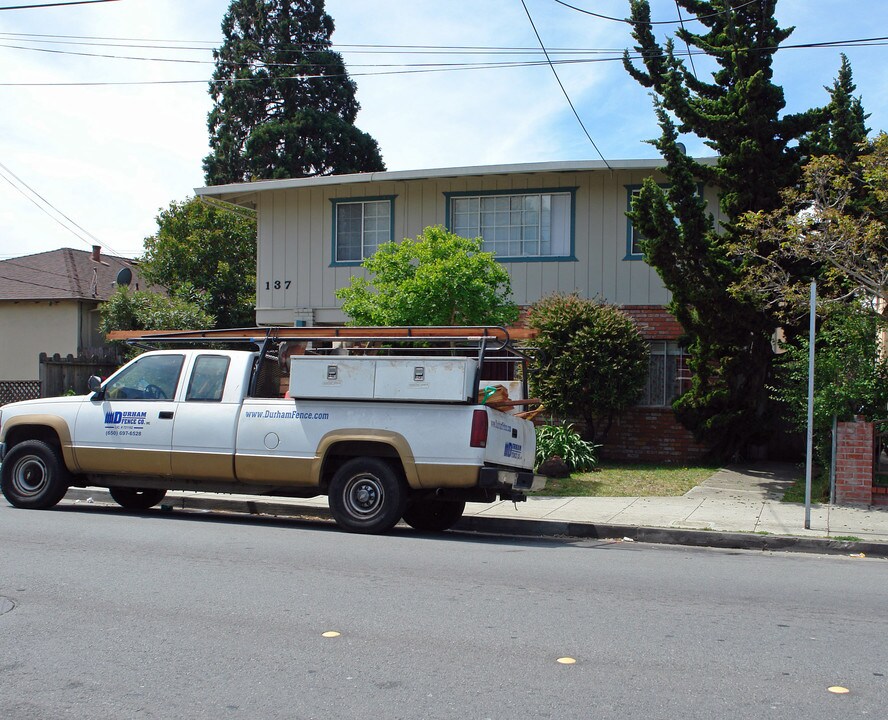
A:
[479,466,546,493]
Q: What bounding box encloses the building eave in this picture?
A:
[195,157,718,206]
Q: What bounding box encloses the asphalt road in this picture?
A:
[1,503,885,720]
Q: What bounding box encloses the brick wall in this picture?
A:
[600,406,708,464]
[517,302,712,464]
[621,305,684,341]
[834,416,875,505]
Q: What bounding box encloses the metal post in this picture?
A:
[804,281,816,529]
[829,414,838,505]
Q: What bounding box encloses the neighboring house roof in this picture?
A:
[195,157,720,201]
[0,246,145,302]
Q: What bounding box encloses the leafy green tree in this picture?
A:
[336,225,519,326]
[205,0,384,184]
[771,305,888,465]
[734,134,888,319]
[140,197,257,328]
[528,294,648,444]
[622,0,868,459]
[99,287,215,358]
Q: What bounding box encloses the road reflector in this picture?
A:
[322,631,341,638]
[828,686,849,694]
[557,657,576,665]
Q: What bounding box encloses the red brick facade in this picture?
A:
[620,305,684,341]
[834,417,876,505]
[601,407,708,463]
[517,303,707,463]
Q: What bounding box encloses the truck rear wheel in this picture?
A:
[328,457,406,534]
[402,499,466,532]
[109,487,167,511]
[0,440,71,510]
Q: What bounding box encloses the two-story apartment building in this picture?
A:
[197,159,721,461]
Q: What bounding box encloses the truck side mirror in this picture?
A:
[87,375,103,394]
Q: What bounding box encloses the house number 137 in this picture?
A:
[265,280,292,290]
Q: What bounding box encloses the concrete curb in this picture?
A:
[63,488,888,559]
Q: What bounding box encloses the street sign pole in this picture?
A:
[804,280,816,529]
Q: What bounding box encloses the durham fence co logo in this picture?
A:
[104,410,147,428]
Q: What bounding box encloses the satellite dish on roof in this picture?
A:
[115,267,133,287]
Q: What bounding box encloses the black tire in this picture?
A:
[402,498,466,532]
[328,457,407,534]
[108,487,167,511]
[0,440,71,509]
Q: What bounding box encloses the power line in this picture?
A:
[2,35,885,87]
[551,0,761,25]
[0,0,119,10]
[674,0,697,81]
[0,40,635,68]
[2,29,886,56]
[520,0,610,169]
[0,57,628,86]
[0,160,121,255]
[0,272,83,294]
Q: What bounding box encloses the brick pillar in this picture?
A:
[834,416,875,505]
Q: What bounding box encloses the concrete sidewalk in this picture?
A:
[62,463,888,557]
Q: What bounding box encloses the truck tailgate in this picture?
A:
[483,408,535,470]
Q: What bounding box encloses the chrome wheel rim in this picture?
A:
[342,474,384,520]
[12,455,49,497]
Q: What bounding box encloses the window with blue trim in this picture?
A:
[450,192,571,258]
[627,187,646,258]
[334,198,392,262]
[626,183,703,260]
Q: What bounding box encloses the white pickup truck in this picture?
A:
[0,328,544,533]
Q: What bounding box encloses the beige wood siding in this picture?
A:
[254,169,722,325]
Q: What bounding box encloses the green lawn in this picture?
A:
[532,462,720,497]
[781,469,831,503]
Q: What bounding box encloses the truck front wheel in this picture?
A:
[0,440,71,509]
[109,487,167,511]
[402,499,466,532]
[328,457,406,534]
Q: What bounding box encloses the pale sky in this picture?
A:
[1,0,886,259]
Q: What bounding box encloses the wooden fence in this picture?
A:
[38,352,121,398]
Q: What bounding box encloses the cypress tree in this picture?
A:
[622,0,865,459]
[204,0,385,184]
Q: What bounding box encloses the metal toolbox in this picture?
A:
[288,356,477,402]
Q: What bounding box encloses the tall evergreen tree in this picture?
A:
[622,0,866,459]
[799,54,869,163]
[204,0,385,184]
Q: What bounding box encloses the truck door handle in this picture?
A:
[159,411,174,420]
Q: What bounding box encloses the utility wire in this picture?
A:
[674,0,697,80]
[1,257,106,281]
[0,272,85,294]
[2,30,886,55]
[3,36,885,87]
[551,0,760,25]
[520,0,610,169]
[0,40,635,67]
[0,160,121,255]
[0,0,119,9]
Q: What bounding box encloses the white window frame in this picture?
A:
[445,188,576,261]
[331,196,394,264]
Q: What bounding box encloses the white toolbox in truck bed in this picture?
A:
[288,355,477,402]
